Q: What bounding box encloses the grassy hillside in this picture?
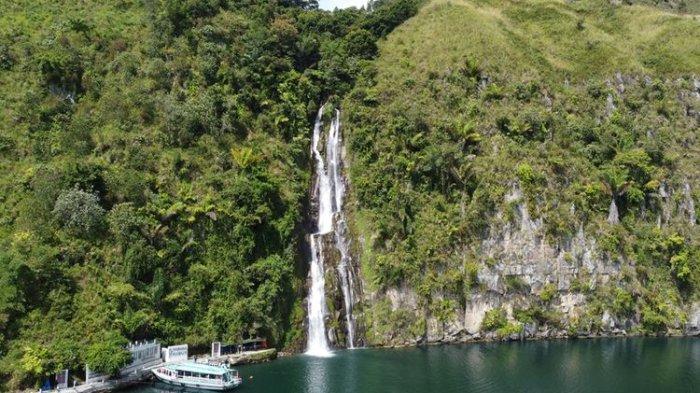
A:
[345,0,699,344]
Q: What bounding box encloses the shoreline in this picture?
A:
[25,334,696,393]
[279,329,700,357]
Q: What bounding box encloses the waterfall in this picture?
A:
[605,94,616,117]
[335,216,356,349]
[312,106,334,235]
[683,182,696,226]
[306,235,331,357]
[326,110,357,348]
[607,198,619,224]
[306,105,357,356]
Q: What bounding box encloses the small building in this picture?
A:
[240,338,267,352]
[211,338,267,357]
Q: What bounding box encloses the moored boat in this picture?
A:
[152,361,243,391]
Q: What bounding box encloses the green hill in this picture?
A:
[344,0,700,345]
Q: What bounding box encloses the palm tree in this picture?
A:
[600,169,631,224]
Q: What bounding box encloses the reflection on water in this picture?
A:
[127,338,699,393]
[304,356,329,393]
[133,381,218,393]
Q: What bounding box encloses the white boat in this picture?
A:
[152,361,243,391]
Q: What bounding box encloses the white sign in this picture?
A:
[56,369,68,389]
[212,342,221,358]
[164,344,188,362]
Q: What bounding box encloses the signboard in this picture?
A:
[212,341,221,358]
[56,369,68,389]
[164,344,188,362]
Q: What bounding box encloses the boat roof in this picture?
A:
[165,361,231,375]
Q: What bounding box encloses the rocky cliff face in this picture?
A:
[354,178,698,346]
[313,218,366,348]
[322,0,700,349]
[344,74,700,347]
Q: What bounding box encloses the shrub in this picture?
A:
[505,275,529,293]
[516,164,536,184]
[84,332,131,375]
[670,251,691,282]
[539,283,557,303]
[343,28,378,59]
[497,322,523,337]
[481,307,508,331]
[465,261,479,288]
[52,187,105,237]
[612,288,635,316]
[641,304,668,332]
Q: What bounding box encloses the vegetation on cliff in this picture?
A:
[344,0,699,344]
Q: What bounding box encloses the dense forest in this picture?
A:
[0,0,419,388]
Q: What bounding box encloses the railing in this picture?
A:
[174,375,225,386]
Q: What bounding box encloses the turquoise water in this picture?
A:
[128,338,699,393]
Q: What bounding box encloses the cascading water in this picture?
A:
[306,106,332,357]
[306,105,358,356]
[607,198,619,224]
[325,109,357,349]
[307,235,331,357]
[335,219,356,349]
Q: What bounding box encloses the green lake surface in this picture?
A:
[127,338,699,393]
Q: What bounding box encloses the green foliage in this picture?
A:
[496,322,523,337]
[612,288,635,317]
[344,0,699,321]
[20,346,47,378]
[514,305,563,327]
[504,275,529,294]
[365,299,426,345]
[84,332,131,375]
[0,0,418,388]
[481,307,507,331]
[539,283,557,303]
[52,187,105,238]
[641,304,669,332]
[670,251,691,282]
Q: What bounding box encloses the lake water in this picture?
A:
[127,338,699,393]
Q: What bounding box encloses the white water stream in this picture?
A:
[306,105,357,356]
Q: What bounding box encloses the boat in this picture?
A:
[152,361,243,391]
